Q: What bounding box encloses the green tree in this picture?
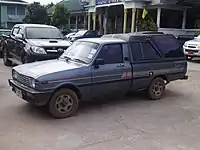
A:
[51,3,69,29]
[23,2,48,24]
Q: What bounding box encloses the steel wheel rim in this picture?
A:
[55,94,73,114]
[152,81,163,97]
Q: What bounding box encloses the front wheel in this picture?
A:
[48,89,79,119]
[148,77,165,100]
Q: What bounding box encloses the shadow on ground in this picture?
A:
[14,88,183,121]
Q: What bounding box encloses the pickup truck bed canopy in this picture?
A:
[101,32,174,43]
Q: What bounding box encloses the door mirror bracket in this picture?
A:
[94,58,104,69]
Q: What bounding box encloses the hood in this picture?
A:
[13,59,85,79]
[27,39,71,47]
[186,38,200,45]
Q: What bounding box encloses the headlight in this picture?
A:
[31,46,46,54]
[70,37,75,41]
[30,79,36,88]
[183,43,188,47]
[12,70,18,79]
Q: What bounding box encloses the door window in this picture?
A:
[18,28,24,38]
[97,44,123,64]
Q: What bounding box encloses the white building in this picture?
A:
[87,0,200,36]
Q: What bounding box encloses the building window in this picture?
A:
[17,5,25,15]
[7,5,16,15]
[160,9,183,29]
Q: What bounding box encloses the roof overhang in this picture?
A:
[0,1,28,5]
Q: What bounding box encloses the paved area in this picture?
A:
[0,59,200,150]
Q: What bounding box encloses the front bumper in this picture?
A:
[9,79,53,106]
[183,47,200,57]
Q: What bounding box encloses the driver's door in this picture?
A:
[91,44,131,98]
[8,27,19,59]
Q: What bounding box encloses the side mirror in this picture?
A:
[94,58,104,68]
[15,34,23,40]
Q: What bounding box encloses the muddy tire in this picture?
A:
[3,48,12,66]
[48,89,79,119]
[148,77,165,100]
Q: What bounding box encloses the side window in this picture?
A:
[97,44,123,64]
[152,35,184,58]
[141,42,160,60]
[130,42,143,61]
[12,27,19,36]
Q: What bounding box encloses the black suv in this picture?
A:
[2,24,71,66]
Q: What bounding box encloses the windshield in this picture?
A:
[26,27,64,39]
[75,30,87,36]
[61,41,99,64]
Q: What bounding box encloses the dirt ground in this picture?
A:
[0,59,200,150]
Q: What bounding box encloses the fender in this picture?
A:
[53,82,82,99]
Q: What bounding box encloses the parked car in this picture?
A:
[183,35,200,60]
[9,33,188,118]
[0,29,11,57]
[69,30,102,42]
[65,32,76,39]
[177,35,195,47]
[2,24,71,66]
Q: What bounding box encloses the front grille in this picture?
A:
[44,46,68,54]
[185,49,199,53]
[13,70,31,87]
[188,46,196,48]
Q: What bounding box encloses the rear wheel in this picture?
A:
[186,56,193,61]
[148,77,165,100]
[48,89,79,119]
[3,48,12,66]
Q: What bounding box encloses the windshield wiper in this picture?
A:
[72,58,87,64]
[60,56,71,61]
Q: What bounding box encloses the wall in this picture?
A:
[0,4,26,29]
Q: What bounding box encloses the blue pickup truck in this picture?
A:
[9,33,188,118]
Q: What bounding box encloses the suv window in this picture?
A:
[12,27,19,36]
[142,42,160,60]
[152,35,184,58]
[98,44,123,64]
[130,42,143,61]
[18,28,24,37]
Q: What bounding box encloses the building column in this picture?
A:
[182,9,187,29]
[131,8,136,32]
[93,12,96,30]
[84,14,87,29]
[103,7,108,34]
[75,16,78,30]
[123,9,127,33]
[157,8,161,28]
[88,12,91,30]
[99,13,103,35]
[115,16,117,29]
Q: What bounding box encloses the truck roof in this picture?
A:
[78,37,126,44]
[102,32,174,42]
[14,24,57,29]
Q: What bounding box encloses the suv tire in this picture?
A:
[148,77,165,100]
[48,88,79,119]
[3,48,12,66]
